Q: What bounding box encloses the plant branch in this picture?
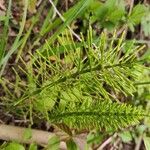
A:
[0,124,67,148]
[134,135,143,150]
[42,62,132,90]
[15,61,132,106]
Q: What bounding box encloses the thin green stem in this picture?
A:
[134,82,150,86]
[50,111,146,121]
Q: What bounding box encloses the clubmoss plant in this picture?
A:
[0,28,147,133]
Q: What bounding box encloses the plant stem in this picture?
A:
[0,124,67,148]
[134,82,150,86]
[49,111,146,121]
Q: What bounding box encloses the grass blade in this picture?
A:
[0,0,12,62]
[42,0,91,47]
[0,0,28,76]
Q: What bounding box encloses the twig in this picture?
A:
[111,137,120,150]
[97,136,113,150]
[134,135,143,150]
[97,133,117,150]
[65,0,68,10]
[128,0,134,16]
[0,124,67,149]
[0,1,6,11]
[48,0,82,42]
[36,0,43,7]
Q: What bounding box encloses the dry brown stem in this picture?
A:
[0,124,67,149]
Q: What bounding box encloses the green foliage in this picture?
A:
[46,136,60,150]
[28,0,37,13]
[87,132,103,145]
[80,0,148,33]
[128,4,147,31]
[66,139,78,150]
[128,4,147,25]
[89,0,125,29]
[50,101,145,131]
[0,0,11,62]
[0,0,91,77]
[23,128,32,140]
[41,0,92,46]
[141,7,150,37]
[4,142,25,150]
[2,29,146,132]
[28,143,37,150]
[119,131,133,143]
[0,0,28,76]
[144,136,150,150]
